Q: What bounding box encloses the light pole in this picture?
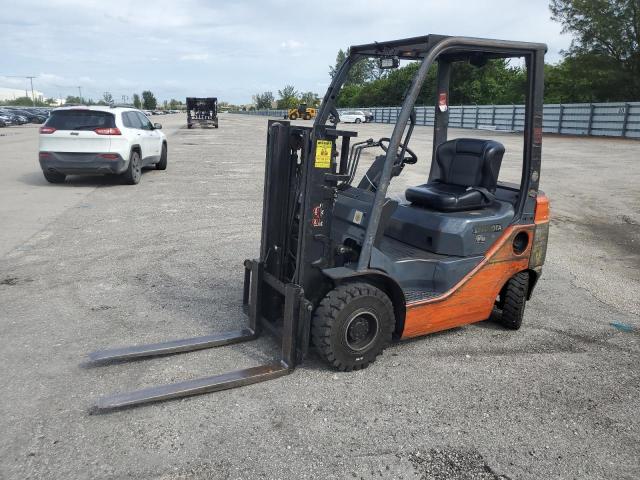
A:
[28,76,36,105]
[4,75,37,105]
[78,86,83,104]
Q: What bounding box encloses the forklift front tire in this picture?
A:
[499,271,530,330]
[312,282,394,371]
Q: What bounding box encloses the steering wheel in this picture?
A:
[378,138,418,164]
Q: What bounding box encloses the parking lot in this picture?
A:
[0,113,639,479]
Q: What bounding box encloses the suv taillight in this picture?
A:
[40,126,56,134]
[94,127,121,135]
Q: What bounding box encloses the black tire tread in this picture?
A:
[311,282,393,371]
[156,143,167,170]
[122,150,141,185]
[500,271,529,330]
[43,170,65,183]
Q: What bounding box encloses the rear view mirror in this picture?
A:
[378,56,400,69]
[154,123,162,129]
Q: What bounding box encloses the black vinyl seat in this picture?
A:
[405,138,505,212]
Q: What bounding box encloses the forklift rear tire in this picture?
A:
[289,113,299,120]
[499,271,529,330]
[303,114,311,120]
[312,282,394,371]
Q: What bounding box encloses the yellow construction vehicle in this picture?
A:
[288,103,316,120]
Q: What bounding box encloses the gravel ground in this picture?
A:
[0,113,639,479]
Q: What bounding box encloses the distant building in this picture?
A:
[0,86,45,102]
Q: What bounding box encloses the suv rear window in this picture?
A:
[45,110,115,130]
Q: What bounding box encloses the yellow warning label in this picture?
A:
[314,140,332,168]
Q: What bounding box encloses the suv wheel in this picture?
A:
[43,170,66,184]
[156,144,167,170]
[123,150,142,185]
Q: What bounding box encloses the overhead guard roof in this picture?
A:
[349,34,547,60]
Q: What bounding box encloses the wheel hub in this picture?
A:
[344,309,379,351]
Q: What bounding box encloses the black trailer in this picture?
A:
[186,97,218,129]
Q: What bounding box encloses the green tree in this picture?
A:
[276,85,298,109]
[253,91,275,109]
[0,96,38,106]
[65,95,82,105]
[102,92,113,104]
[550,0,640,100]
[168,98,180,109]
[329,48,381,86]
[299,91,319,107]
[141,90,157,110]
[333,57,528,108]
[132,93,141,109]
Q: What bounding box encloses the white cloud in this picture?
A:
[0,0,570,103]
[280,40,306,50]
[180,53,210,61]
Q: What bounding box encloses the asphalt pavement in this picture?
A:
[0,113,638,479]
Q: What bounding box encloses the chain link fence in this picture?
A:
[233,102,640,138]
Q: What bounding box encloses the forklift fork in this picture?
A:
[87,260,304,411]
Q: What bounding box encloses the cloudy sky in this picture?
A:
[0,0,571,104]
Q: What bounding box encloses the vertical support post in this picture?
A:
[430,59,451,181]
[622,103,630,137]
[248,261,263,333]
[491,105,496,126]
[339,136,351,174]
[242,261,251,306]
[511,104,516,131]
[587,103,594,135]
[281,283,300,368]
[558,104,564,134]
[474,105,479,129]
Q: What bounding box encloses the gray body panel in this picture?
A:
[40,152,127,175]
[386,199,515,257]
[331,185,515,300]
[40,151,159,175]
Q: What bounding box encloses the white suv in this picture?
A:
[39,106,167,184]
[339,110,367,123]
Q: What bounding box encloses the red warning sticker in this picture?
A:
[312,204,324,227]
[438,92,448,112]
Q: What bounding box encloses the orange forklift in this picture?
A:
[88,35,549,410]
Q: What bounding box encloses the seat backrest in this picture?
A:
[434,138,505,191]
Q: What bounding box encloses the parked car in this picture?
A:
[0,111,27,125]
[339,110,367,123]
[38,106,167,184]
[143,110,153,116]
[9,109,42,123]
[0,114,13,126]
